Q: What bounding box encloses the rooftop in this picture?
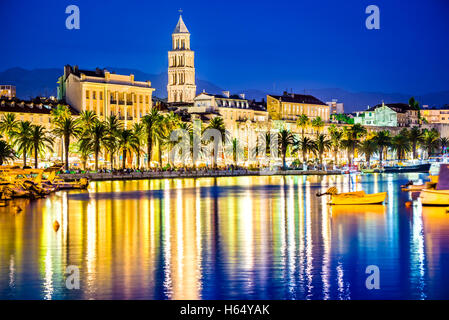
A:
[268,92,327,106]
[0,97,79,115]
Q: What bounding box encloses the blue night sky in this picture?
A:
[1,0,448,95]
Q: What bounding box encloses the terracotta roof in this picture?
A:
[0,97,79,115]
[268,93,327,106]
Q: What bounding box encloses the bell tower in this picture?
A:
[167,11,196,103]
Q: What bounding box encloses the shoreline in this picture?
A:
[59,169,343,181]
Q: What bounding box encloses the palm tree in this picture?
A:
[51,104,71,162]
[373,130,391,165]
[0,140,17,165]
[421,129,440,159]
[314,133,331,166]
[278,129,295,170]
[52,117,82,171]
[29,125,54,168]
[117,129,139,169]
[359,138,377,167]
[132,122,145,169]
[206,117,227,168]
[294,136,316,164]
[391,132,411,160]
[296,114,310,138]
[11,121,32,167]
[231,138,239,165]
[142,109,162,168]
[328,125,343,166]
[439,137,449,154]
[0,113,19,143]
[79,110,98,128]
[311,116,325,137]
[104,115,123,170]
[79,120,108,171]
[343,124,367,165]
[408,126,424,159]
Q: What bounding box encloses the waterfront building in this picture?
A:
[57,65,155,127]
[422,106,449,124]
[0,85,16,98]
[167,14,196,104]
[326,100,344,114]
[354,102,419,127]
[267,92,331,122]
[0,96,77,130]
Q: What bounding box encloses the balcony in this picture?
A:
[126,101,133,106]
[110,99,117,104]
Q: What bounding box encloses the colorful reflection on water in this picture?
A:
[1,173,449,300]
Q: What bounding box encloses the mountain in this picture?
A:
[0,67,222,100]
[1,67,448,112]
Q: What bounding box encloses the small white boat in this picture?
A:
[420,164,449,206]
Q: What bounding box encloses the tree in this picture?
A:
[132,122,145,169]
[117,129,139,169]
[440,137,449,154]
[359,138,377,167]
[311,116,324,137]
[409,97,421,126]
[205,117,227,168]
[373,130,391,165]
[231,138,239,165]
[0,140,17,165]
[391,132,411,160]
[421,129,440,159]
[104,115,123,170]
[29,125,54,168]
[294,136,316,164]
[314,133,331,166]
[52,116,82,171]
[408,126,424,159]
[79,110,98,127]
[79,120,108,171]
[343,124,367,165]
[296,114,310,139]
[11,121,32,167]
[278,129,295,170]
[50,104,71,162]
[142,109,162,168]
[328,125,343,165]
[0,113,19,143]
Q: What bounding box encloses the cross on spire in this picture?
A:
[178,8,183,15]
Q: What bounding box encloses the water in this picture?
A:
[1,173,449,300]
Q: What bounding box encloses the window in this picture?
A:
[86,90,90,99]
[100,92,103,100]
[93,91,96,100]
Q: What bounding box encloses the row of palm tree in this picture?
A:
[0,108,447,170]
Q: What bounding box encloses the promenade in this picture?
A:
[59,169,343,181]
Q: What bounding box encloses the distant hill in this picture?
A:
[1,67,448,112]
[0,67,223,100]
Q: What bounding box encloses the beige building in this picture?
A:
[167,14,196,103]
[267,92,331,122]
[58,65,155,127]
[0,85,16,98]
[422,107,449,124]
[192,91,268,125]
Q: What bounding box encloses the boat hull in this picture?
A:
[330,191,387,205]
[420,189,449,206]
[383,163,431,173]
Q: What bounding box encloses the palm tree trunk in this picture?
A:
[95,150,99,171]
[412,142,416,159]
[147,136,152,169]
[23,152,26,167]
[34,146,38,169]
[122,149,126,169]
[64,135,70,171]
[137,144,141,169]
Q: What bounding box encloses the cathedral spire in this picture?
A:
[173,12,189,34]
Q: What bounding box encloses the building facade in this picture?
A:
[58,65,155,127]
[267,92,331,122]
[354,102,419,127]
[0,85,16,98]
[422,107,449,124]
[167,15,196,103]
[326,100,344,115]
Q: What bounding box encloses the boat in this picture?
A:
[361,168,381,174]
[383,163,431,173]
[317,187,387,205]
[420,164,449,205]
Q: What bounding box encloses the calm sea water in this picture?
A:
[1,173,449,300]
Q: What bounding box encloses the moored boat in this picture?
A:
[420,164,449,205]
[317,187,387,205]
[383,163,431,173]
